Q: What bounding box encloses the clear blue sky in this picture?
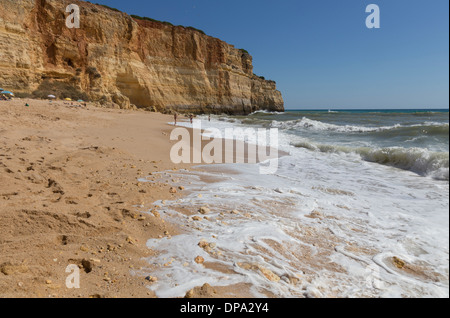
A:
[92,0,449,110]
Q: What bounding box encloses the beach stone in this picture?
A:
[145,276,157,283]
[393,257,406,269]
[0,263,28,276]
[199,207,210,215]
[192,216,203,221]
[169,187,177,194]
[258,266,281,282]
[198,240,209,249]
[209,243,217,249]
[82,259,93,273]
[185,289,195,298]
[185,284,217,298]
[195,256,205,265]
[281,274,300,285]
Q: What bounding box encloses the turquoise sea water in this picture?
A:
[228,109,449,180]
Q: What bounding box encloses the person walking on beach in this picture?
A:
[190,114,193,124]
[208,114,211,122]
[174,113,178,126]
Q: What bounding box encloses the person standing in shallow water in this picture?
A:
[190,114,193,124]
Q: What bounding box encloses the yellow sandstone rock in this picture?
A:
[0,1,283,114]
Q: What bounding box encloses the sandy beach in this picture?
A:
[1,99,448,299]
[0,98,202,298]
[0,98,286,298]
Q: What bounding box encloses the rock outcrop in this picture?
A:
[0,0,284,114]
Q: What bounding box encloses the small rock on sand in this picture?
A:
[185,289,195,298]
[184,283,217,298]
[199,207,210,215]
[393,257,406,269]
[169,187,177,194]
[82,259,93,273]
[145,276,158,283]
[0,263,28,276]
[258,266,281,282]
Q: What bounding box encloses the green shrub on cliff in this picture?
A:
[130,15,174,26]
[94,3,121,12]
[88,3,206,35]
[185,26,206,35]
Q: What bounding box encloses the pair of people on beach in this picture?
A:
[173,114,194,125]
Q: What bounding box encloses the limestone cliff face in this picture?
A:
[0,0,284,114]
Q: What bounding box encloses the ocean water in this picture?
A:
[141,109,449,298]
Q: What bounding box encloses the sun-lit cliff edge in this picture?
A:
[0,0,284,114]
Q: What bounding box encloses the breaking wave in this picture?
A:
[292,141,449,181]
[272,117,449,135]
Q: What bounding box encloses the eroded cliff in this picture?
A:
[0,0,284,114]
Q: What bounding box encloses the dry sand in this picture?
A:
[1,98,291,298]
[0,98,205,298]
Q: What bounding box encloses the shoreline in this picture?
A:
[0,98,284,298]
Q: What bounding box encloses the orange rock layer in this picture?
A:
[0,0,284,114]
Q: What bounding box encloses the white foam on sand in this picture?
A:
[140,155,449,298]
[139,117,449,298]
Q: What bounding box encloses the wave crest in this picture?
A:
[272,117,449,135]
[292,141,449,181]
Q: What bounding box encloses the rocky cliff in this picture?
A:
[0,0,284,114]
